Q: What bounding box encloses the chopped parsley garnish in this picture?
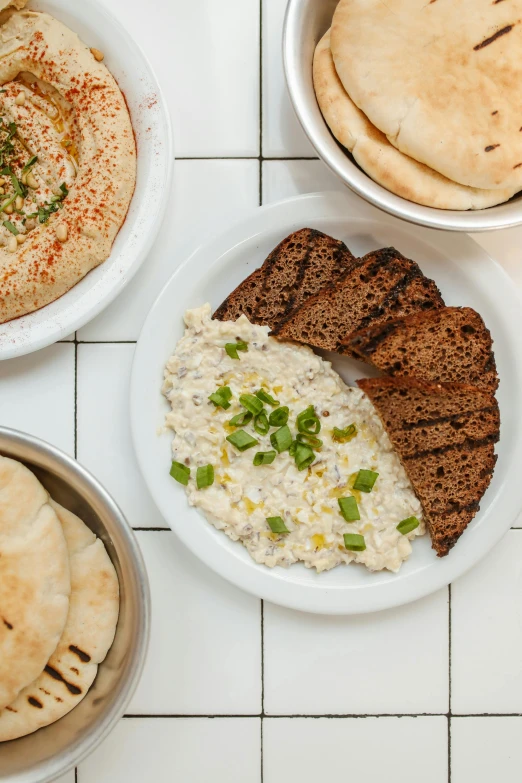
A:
[3,220,18,235]
[22,156,38,174]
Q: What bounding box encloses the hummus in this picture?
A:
[0,8,136,323]
[162,305,425,573]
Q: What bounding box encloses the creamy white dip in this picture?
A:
[162,305,424,573]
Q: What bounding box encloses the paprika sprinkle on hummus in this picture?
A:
[0,7,136,323]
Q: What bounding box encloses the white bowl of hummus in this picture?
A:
[0,0,172,359]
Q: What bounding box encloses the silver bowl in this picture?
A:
[283,0,522,231]
[0,427,150,783]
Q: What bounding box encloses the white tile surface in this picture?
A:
[264,590,449,715]
[79,717,260,783]
[103,0,259,157]
[262,159,345,203]
[77,344,161,528]
[451,530,522,714]
[262,0,315,157]
[263,717,448,783]
[52,773,75,783]
[78,159,259,341]
[128,532,262,714]
[0,344,74,454]
[452,717,522,783]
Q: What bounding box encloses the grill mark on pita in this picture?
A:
[5,706,16,712]
[474,24,514,50]
[69,644,91,663]
[44,665,82,695]
[485,144,500,152]
[27,697,43,709]
[493,0,507,4]
[491,110,498,115]
[2,618,13,630]
[514,162,522,169]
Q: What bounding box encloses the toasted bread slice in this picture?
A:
[357,376,499,557]
[276,247,442,352]
[347,307,498,392]
[212,268,265,323]
[213,228,353,328]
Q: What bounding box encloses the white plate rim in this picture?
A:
[0,0,173,360]
[130,190,522,614]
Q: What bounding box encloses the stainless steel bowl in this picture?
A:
[283,0,522,231]
[0,427,150,783]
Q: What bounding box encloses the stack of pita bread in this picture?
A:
[314,0,522,210]
[0,456,119,742]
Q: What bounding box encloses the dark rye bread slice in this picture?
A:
[346,307,498,393]
[254,228,354,329]
[212,268,265,323]
[357,376,499,557]
[213,228,353,327]
[275,247,443,353]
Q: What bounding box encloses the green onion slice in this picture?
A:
[332,424,358,443]
[254,410,270,436]
[353,469,379,493]
[170,461,190,486]
[229,410,253,427]
[397,516,420,535]
[288,440,298,457]
[270,424,292,453]
[225,340,248,359]
[239,393,264,415]
[296,405,321,435]
[226,429,259,452]
[296,432,323,449]
[268,405,289,427]
[267,516,290,534]
[208,386,233,410]
[255,389,279,406]
[343,533,366,551]
[196,464,214,489]
[338,496,360,522]
[3,219,18,235]
[253,450,276,466]
[22,155,38,174]
[294,442,315,471]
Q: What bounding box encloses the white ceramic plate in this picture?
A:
[131,191,522,614]
[0,0,172,360]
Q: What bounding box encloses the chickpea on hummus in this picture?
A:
[163,305,425,574]
[0,3,136,323]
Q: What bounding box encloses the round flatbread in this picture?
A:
[0,457,70,712]
[0,501,119,741]
[313,31,516,210]
[330,0,522,191]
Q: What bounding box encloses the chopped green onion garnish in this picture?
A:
[288,440,298,457]
[196,464,214,489]
[225,341,248,359]
[255,389,279,406]
[208,386,233,409]
[3,220,18,235]
[397,516,420,535]
[0,193,16,212]
[296,405,321,435]
[239,393,264,415]
[253,450,276,466]
[22,155,38,174]
[332,424,358,443]
[294,442,315,471]
[270,424,292,453]
[338,496,360,522]
[343,533,366,551]
[59,181,69,198]
[170,461,190,486]
[254,410,270,436]
[296,432,323,449]
[229,410,253,427]
[269,406,289,427]
[226,429,259,452]
[267,516,290,534]
[353,469,379,493]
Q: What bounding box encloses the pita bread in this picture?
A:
[0,501,119,741]
[314,32,516,210]
[331,0,522,191]
[0,457,70,712]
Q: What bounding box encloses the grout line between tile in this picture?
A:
[259,6,265,782]
[448,583,452,783]
[77,340,137,345]
[75,766,78,783]
[122,712,451,719]
[174,156,319,161]
[73,336,78,459]
[133,527,170,532]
